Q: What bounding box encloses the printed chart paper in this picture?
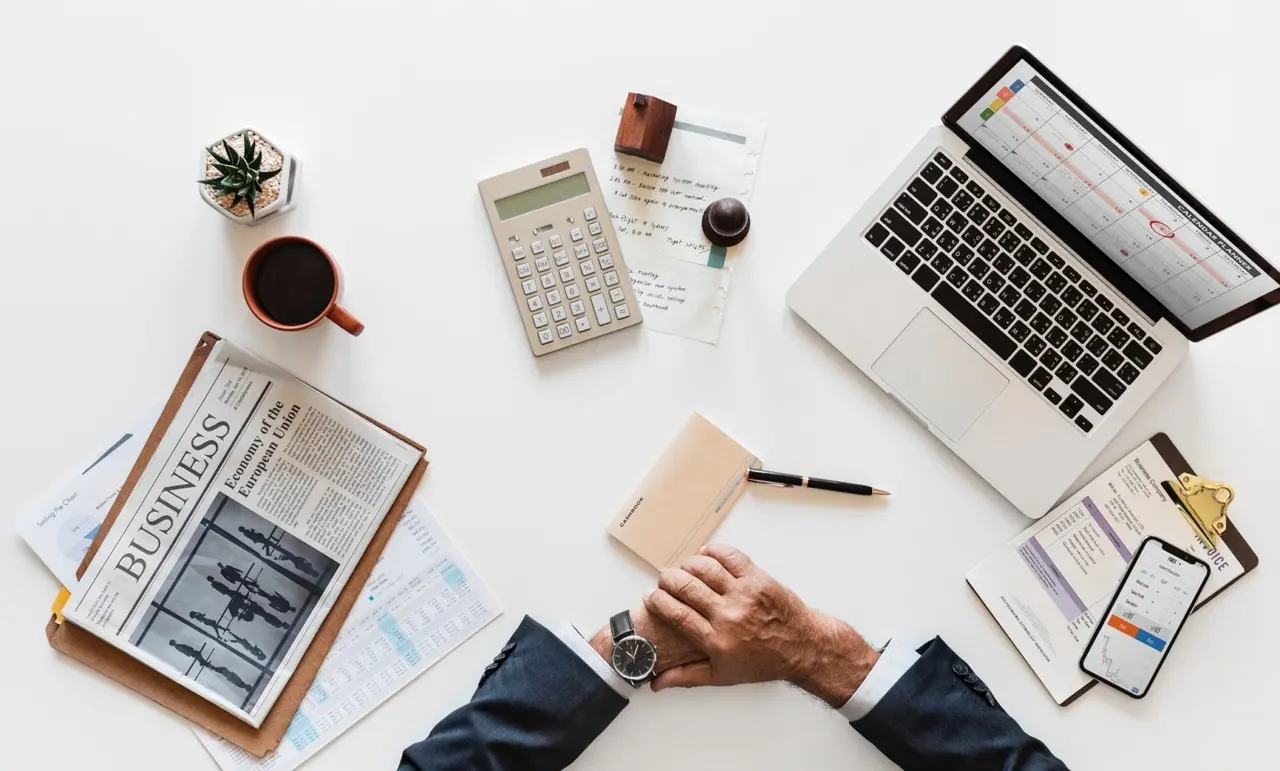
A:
[15,408,160,587]
[195,497,501,770]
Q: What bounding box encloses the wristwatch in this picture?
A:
[608,610,658,686]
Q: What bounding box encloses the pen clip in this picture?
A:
[747,473,793,486]
[747,468,793,486]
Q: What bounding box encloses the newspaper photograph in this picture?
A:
[62,339,423,727]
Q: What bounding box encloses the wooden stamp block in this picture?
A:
[614,93,677,163]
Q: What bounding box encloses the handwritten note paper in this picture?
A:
[600,104,766,343]
[607,169,724,261]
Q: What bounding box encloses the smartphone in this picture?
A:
[1079,536,1209,698]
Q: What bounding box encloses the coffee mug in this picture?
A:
[242,236,364,336]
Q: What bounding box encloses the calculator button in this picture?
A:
[614,303,631,320]
[588,221,603,236]
[551,306,568,322]
[570,228,584,242]
[585,276,603,292]
[526,295,543,311]
[540,274,556,289]
[598,253,615,270]
[537,328,554,345]
[570,299,586,316]
[591,293,612,325]
[532,312,548,328]
[559,267,575,282]
[592,237,608,253]
[556,322,574,339]
[511,246,527,261]
[548,234,563,249]
[575,316,591,333]
[580,260,597,276]
[516,263,533,278]
[531,240,545,255]
[609,287,625,303]
[521,279,537,295]
[564,284,580,299]
[603,270,620,287]
[584,206,598,221]
[545,289,562,305]
[574,244,591,259]
[535,256,551,272]
[553,250,570,266]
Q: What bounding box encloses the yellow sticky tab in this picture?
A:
[51,587,71,624]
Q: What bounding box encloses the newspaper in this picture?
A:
[195,496,502,771]
[63,339,424,727]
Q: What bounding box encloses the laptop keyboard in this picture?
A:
[863,150,1163,434]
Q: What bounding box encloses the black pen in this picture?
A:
[746,468,889,497]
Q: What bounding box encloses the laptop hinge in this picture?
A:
[958,156,1166,331]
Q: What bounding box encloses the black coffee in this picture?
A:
[252,241,336,326]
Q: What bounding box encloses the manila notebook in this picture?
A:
[608,412,760,570]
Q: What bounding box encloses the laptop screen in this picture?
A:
[952,57,1277,334]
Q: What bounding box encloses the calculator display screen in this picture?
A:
[495,173,591,221]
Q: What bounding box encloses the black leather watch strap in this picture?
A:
[608,610,650,687]
[609,610,635,643]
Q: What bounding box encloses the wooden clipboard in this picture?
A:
[45,331,429,756]
[1052,433,1259,705]
[974,432,1259,707]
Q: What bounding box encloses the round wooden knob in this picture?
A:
[701,198,750,247]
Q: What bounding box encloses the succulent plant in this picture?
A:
[198,133,281,218]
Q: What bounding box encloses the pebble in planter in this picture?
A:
[198,129,298,224]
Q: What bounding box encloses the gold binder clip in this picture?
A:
[1164,473,1233,547]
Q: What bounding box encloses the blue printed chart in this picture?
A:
[197,500,502,771]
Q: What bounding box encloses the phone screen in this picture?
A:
[1080,537,1209,697]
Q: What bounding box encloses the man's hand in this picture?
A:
[642,544,879,707]
[588,605,706,676]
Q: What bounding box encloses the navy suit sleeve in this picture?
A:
[399,616,627,771]
[853,638,1069,771]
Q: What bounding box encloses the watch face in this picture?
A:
[612,636,657,680]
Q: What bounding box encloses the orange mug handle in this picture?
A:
[327,304,364,336]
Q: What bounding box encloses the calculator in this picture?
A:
[478,149,642,355]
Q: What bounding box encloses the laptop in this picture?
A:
[787,46,1279,518]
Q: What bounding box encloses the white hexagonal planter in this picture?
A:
[197,127,300,225]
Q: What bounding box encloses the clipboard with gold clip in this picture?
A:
[1161,472,1233,547]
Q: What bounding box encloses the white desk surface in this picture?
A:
[3,2,1278,769]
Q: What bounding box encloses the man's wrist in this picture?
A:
[588,625,615,665]
[790,613,880,708]
[588,607,700,675]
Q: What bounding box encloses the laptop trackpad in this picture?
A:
[873,309,1008,442]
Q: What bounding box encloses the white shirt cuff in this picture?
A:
[557,624,636,700]
[836,639,919,723]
